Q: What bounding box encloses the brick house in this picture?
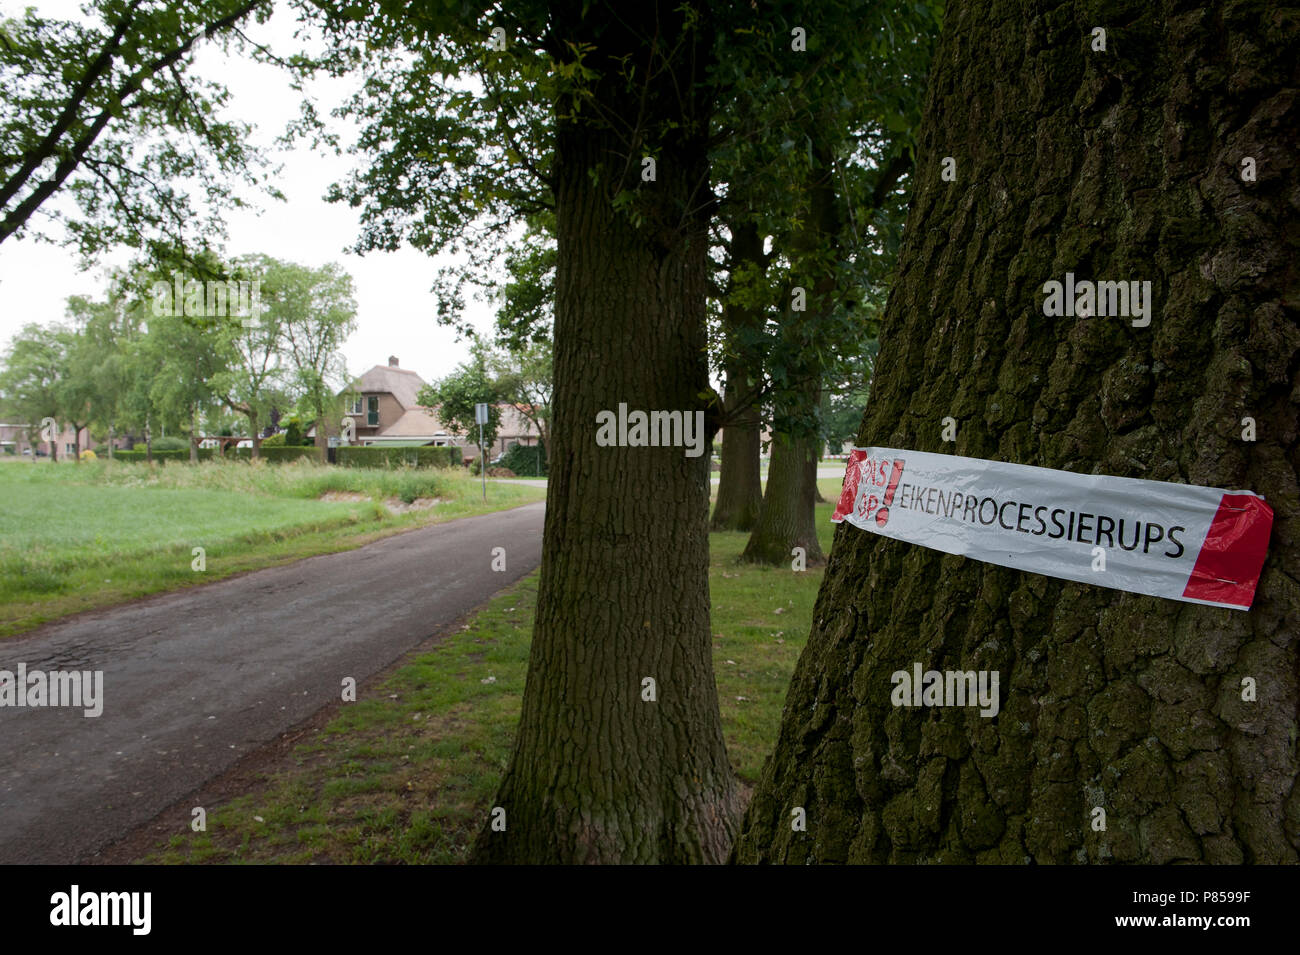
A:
[0,421,96,458]
[333,356,540,461]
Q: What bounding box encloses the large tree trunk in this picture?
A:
[712,223,766,532]
[734,0,1300,864]
[471,0,740,864]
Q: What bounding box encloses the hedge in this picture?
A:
[336,445,463,469]
[106,449,204,463]
[103,445,457,467]
[230,446,322,463]
[106,446,321,464]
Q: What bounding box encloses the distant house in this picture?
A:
[491,403,544,462]
[340,356,455,448]
[329,356,540,461]
[0,421,97,457]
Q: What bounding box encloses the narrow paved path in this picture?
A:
[0,502,545,864]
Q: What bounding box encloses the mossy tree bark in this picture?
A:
[735,0,1299,863]
[471,1,740,864]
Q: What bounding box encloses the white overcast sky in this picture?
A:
[0,0,498,385]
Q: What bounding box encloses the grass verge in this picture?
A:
[134,479,843,864]
[0,458,545,638]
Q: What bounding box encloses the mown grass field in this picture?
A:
[138,479,844,864]
[0,458,545,638]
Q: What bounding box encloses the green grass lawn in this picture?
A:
[0,458,545,638]
[137,479,844,864]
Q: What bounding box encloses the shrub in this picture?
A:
[261,432,286,447]
[150,435,190,452]
[336,446,462,469]
[498,441,547,477]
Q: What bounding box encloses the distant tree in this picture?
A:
[57,305,113,463]
[266,257,358,456]
[139,278,231,461]
[417,347,505,465]
[822,342,879,454]
[0,322,65,459]
[489,339,552,465]
[205,257,289,460]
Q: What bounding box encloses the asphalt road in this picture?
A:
[0,501,545,864]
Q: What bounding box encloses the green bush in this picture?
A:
[150,436,190,452]
[260,432,286,447]
[336,445,462,469]
[498,441,547,477]
[284,417,304,446]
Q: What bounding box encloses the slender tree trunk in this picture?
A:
[805,439,826,504]
[189,408,199,463]
[739,141,839,565]
[735,0,1300,864]
[108,424,115,460]
[712,391,763,531]
[741,427,824,567]
[471,1,739,864]
[72,425,81,464]
[312,406,328,463]
[247,413,261,460]
[711,223,766,532]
